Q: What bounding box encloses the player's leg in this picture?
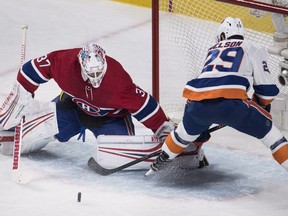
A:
[232,99,288,171]
[160,99,229,160]
[52,95,83,142]
[146,100,216,175]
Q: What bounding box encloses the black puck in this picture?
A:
[77,192,82,202]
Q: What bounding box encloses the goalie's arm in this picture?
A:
[17,57,52,94]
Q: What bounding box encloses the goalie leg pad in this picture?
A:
[96,135,161,170]
[95,135,207,170]
[174,143,208,169]
[0,130,14,155]
[0,102,59,155]
[21,102,58,154]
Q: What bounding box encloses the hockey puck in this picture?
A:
[77,192,82,202]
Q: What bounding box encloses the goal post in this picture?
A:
[152,0,160,102]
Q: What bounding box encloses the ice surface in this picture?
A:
[1,1,288,216]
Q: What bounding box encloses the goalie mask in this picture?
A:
[78,44,107,88]
[216,17,244,43]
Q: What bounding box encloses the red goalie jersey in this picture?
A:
[17,48,168,132]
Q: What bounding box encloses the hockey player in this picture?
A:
[146,17,288,176]
[0,43,178,155]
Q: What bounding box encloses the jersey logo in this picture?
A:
[72,98,104,117]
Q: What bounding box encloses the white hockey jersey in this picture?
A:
[183,39,279,105]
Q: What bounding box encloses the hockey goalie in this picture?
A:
[0,43,210,171]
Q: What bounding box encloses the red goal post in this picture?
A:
[152,0,288,123]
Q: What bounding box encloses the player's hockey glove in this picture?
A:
[252,94,271,113]
[193,129,211,145]
[145,151,171,176]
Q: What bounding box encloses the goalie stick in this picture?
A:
[11,116,31,184]
[87,124,226,176]
[11,25,31,184]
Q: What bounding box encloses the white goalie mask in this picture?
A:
[78,44,107,88]
[216,17,244,43]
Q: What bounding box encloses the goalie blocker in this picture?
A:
[95,135,208,170]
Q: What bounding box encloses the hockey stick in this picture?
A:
[11,117,31,184]
[87,124,226,176]
[20,25,28,66]
[11,25,31,184]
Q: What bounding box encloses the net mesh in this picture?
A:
[274,0,288,7]
[159,0,288,119]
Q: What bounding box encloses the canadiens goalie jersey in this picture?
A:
[16,48,168,132]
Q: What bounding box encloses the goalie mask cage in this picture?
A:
[151,0,288,120]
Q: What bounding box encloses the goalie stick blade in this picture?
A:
[12,170,31,184]
[88,150,161,176]
[88,157,114,176]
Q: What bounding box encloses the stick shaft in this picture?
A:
[12,118,23,171]
[20,25,28,66]
[11,26,30,184]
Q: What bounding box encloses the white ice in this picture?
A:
[1,1,288,216]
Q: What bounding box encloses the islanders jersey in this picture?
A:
[183,39,279,105]
[17,48,168,132]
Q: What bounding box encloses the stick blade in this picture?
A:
[87,157,113,176]
[12,170,31,184]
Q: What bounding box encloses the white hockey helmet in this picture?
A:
[78,43,107,88]
[215,17,244,43]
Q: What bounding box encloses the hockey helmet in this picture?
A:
[215,17,244,43]
[78,43,107,88]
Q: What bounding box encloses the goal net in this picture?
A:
[157,0,288,121]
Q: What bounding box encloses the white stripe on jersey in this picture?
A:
[20,69,39,87]
[138,103,160,123]
[131,94,149,116]
[31,60,50,82]
[185,84,247,92]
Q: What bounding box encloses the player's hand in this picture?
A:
[194,130,211,143]
[252,94,271,113]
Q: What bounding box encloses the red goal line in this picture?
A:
[215,0,288,15]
